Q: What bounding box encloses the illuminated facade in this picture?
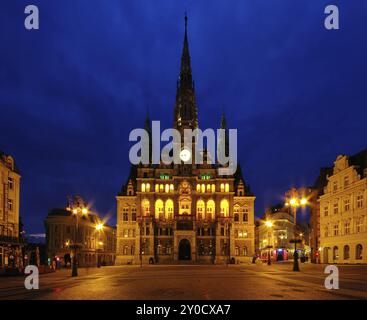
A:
[319,151,367,264]
[115,17,255,265]
[45,197,116,267]
[0,150,22,269]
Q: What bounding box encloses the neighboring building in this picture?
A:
[309,167,332,263]
[257,204,310,262]
[45,197,116,267]
[0,150,23,269]
[320,150,367,264]
[115,16,255,265]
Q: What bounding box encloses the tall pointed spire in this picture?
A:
[174,14,198,131]
[180,13,192,87]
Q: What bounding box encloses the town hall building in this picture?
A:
[115,16,255,264]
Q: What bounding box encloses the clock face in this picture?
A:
[179,148,191,162]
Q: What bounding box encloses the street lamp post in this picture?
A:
[66,196,89,277]
[285,193,308,272]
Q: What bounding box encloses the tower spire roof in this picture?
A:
[174,14,198,130]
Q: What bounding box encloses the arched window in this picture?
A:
[155,199,164,220]
[131,207,137,221]
[165,184,169,193]
[235,246,240,256]
[356,244,363,260]
[159,184,164,192]
[343,245,350,260]
[243,246,248,256]
[141,199,150,216]
[165,199,174,220]
[220,199,229,217]
[196,184,200,192]
[234,205,240,222]
[201,184,205,193]
[333,246,339,260]
[197,200,205,220]
[206,184,211,193]
[207,200,215,219]
[170,184,174,192]
[141,183,146,192]
[146,183,150,192]
[225,183,229,192]
[211,184,215,193]
[243,205,249,222]
[220,183,224,192]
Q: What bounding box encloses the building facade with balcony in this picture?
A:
[319,150,367,264]
[44,201,116,267]
[0,150,23,270]
[115,17,255,265]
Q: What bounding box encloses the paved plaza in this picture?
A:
[1,262,366,300]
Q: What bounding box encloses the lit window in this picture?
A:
[225,183,229,192]
[220,183,224,192]
[155,199,164,219]
[211,184,215,193]
[201,184,205,193]
[206,200,215,219]
[196,184,200,192]
[165,199,174,219]
[333,224,339,236]
[170,184,174,192]
[122,207,129,221]
[155,184,159,192]
[131,207,137,221]
[344,199,350,212]
[220,199,229,217]
[344,220,350,235]
[159,184,164,192]
[357,195,364,209]
[324,205,329,217]
[333,202,339,214]
[146,183,150,192]
[165,184,169,193]
[141,199,150,216]
[197,200,205,220]
[141,183,146,192]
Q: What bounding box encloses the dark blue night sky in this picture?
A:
[1,1,366,234]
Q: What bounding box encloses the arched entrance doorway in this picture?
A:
[179,239,191,260]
